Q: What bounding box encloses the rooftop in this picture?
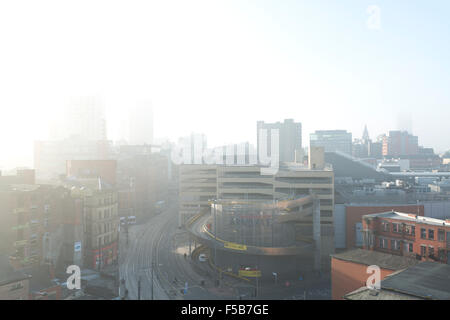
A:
[363,211,450,227]
[345,261,450,300]
[331,248,419,271]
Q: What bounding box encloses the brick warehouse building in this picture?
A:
[362,211,450,264]
[344,205,424,249]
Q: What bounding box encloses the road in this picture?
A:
[119,206,171,300]
[119,200,236,300]
[119,199,330,300]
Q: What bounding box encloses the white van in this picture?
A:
[198,254,207,262]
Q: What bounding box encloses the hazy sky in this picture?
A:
[1,0,450,169]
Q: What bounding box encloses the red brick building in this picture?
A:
[362,211,450,264]
[345,205,424,249]
[382,131,418,157]
[331,248,418,300]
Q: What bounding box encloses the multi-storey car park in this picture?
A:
[180,147,336,280]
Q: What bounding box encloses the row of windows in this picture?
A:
[378,237,447,260]
[420,246,446,260]
[381,221,446,242]
[379,238,403,251]
[420,228,446,241]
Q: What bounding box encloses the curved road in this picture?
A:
[119,200,236,300]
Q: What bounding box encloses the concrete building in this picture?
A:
[362,211,450,264]
[331,248,418,300]
[368,140,383,159]
[200,197,321,281]
[179,147,335,268]
[179,164,217,226]
[310,130,352,155]
[257,119,302,163]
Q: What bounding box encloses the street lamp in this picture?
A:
[136,263,155,300]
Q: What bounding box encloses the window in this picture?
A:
[428,229,434,240]
[392,223,401,233]
[429,247,434,258]
[420,228,426,239]
[420,245,427,257]
[411,226,415,236]
[379,238,388,249]
[405,225,415,236]
[438,248,445,261]
[391,239,400,250]
[382,222,390,232]
[438,229,445,242]
[408,243,413,252]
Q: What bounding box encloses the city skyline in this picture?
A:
[1,1,450,303]
[1,1,450,169]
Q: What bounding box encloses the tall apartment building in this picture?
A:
[362,211,450,264]
[310,130,352,155]
[257,119,302,163]
[382,131,419,157]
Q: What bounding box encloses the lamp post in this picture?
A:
[137,264,154,300]
[137,275,141,300]
[214,199,217,266]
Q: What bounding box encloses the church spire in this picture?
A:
[362,124,370,141]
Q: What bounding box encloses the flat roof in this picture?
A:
[331,248,419,271]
